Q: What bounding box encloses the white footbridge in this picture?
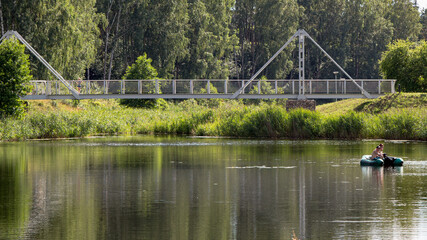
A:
[1,30,396,100]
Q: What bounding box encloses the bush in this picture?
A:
[120,53,167,109]
[0,37,32,118]
[379,40,427,92]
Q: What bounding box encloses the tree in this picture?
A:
[233,0,302,80]
[0,37,32,117]
[387,0,422,41]
[120,53,167,108]
[178,0,237,79]
[94,0,189,80]
[379,40,427,92]
[1,0,103,80]
[421,9,427,40]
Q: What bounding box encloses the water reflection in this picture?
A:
[0,137,426,239]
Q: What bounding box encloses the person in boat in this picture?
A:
[370,144,384,160]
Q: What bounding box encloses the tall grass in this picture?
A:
[0,100,426,141]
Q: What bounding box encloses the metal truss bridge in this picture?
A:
[1,29,395,100]
[24,78,395,100]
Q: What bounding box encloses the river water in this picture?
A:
[0,136,426,239]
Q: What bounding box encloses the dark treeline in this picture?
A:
[1,0,426,81]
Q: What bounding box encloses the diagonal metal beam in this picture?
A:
[1,30,79,99]
[232,31,299,99]
[301,30,372,98]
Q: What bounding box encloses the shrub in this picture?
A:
[0,37,32,118]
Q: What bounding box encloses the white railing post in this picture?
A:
[47,81,51,95]
[155,80,159,94]
[391,80,396,93]
[207,80,211,94]
[224,80,227,94]
[258,81,261,94]
[173,80,176,94]
[292,80,295,94]
[138,80,142,94]
[378,80,381,94]
[361,80,364,94]
[275,80,278,94]
[190,80,193,94]
[327,80,329,94]
[344,79,346,94]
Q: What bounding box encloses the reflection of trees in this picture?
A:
[1,138,426,239]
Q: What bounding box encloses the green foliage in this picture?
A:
[322,111,365,139]
[379,40,427,92]
[2,0,102,80]
[0,38,32,118]
[195,82,222,107]
[0,100,426,141]
[120,54,168,109]
[2,0,425,82]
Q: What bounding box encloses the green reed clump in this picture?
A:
[237,106,287,137]
[377,110,420,140]
[286,108,321,139]
[322,111,366,139]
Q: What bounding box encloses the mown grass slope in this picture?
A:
[317,93,427,115]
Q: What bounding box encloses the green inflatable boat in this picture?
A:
[360,155,404,167]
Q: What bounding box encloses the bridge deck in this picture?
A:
[22,79,395,100]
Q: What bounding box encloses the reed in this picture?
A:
[0,99,425,141]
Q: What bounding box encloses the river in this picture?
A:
[0,136,426,239]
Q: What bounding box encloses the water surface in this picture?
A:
[0,136,426,239]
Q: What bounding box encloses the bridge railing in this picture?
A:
[27,79,396,97]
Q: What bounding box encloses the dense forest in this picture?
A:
[1,0,426,81]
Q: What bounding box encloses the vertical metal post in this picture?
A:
[299,31,305,97]
[138,80,142,94]
[207,80,211,94]
[343,79,346,94]
[173,80,176,94]
[224,80,227,94]
[190,80,193,94]
[292,80,295,94]
[309,80,312,94]
[121,80,124,94]
[47,81,51,95]
[87,80,90,94]
[327,80,329,94]
[104,81,107,94]
[257,81,261,94]
[361,80,364,94]
[391,80,395,93]
[155,80,159,94]
[378,80,381,94]
[275,80,278,94]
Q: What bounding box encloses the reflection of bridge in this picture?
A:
[2,29,395,100]
[24,78,396,100]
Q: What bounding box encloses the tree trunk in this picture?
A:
[0,0,4,35]
[103,1,114,80]
[108,2,122,81]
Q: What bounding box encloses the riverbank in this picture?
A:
[1,93,426,141]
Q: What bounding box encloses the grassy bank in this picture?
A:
[0,93,426,141]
